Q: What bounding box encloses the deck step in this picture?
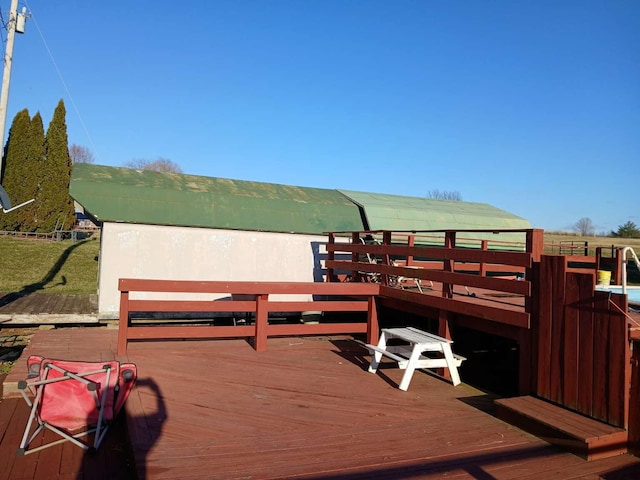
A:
[495,395,628,461]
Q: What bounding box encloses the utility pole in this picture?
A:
[0,0,27,180]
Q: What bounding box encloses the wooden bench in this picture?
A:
[363,327,465,391]
[495,395,628,461]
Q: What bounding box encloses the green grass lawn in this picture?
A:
[0,234,100,374]
[0,234,100,295]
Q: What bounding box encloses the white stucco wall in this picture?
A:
[98,222,336,319]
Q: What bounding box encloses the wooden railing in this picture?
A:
[326,229,542,277]
[117,279,380,355]
[325,229,544,330]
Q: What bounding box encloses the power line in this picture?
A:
[23,1,101,163]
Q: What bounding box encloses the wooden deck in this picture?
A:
[3,328,640,479]
[0,292,99,325]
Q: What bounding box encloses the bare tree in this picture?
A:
[426,189,462,201]
[574,217,595,236]
[69,144,94,164]
[125,157,183,174]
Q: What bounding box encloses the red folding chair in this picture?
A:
[16,355,137,455]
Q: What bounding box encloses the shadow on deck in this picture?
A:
[2,328,640,479]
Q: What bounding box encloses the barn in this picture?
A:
[69,164,530,319]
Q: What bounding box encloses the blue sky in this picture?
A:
[4,0,639,233]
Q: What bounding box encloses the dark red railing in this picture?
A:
[117,279,379,355]
[325,229,544,329]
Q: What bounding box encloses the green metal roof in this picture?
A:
[338,190,530,230]
[69,164,364,234]
[338,190,531,246]
[69,165,531,240]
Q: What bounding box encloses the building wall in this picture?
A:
[98,222,334,319]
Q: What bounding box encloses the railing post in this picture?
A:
[442,231,456,298]
[437,310,452,380]
[382,231,392,285]
[479,240,488,277]
[614,247,623,285]
[254,294,269,352]
[366,295,379,345]
[352,232,362,282]
[526,229,544,317]
[406,234,415,267]
[595,246,603,274]
[117,290,130,356]
[326,233,336,282]
[526,229,544,263]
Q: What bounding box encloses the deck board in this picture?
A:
[2,329,640,479]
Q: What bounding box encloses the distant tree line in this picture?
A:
[574,217,640,238]
[0,100,75,232]
[125,157,182,173]
[427,189,462,201]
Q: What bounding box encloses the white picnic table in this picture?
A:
[364,327,465,391]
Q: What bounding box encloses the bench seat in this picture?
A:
[360,327,465,390]
[363,343,466,369]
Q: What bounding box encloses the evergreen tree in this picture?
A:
[16,112,46,231]
[611,221,640,238]
[36,100,75,232]
[0,109,31,231]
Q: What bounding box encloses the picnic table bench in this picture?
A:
[364,327,465,391]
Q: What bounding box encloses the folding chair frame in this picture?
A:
[16,356,136,456]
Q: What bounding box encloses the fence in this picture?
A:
[537,255,631,428]
[117,279,380,354]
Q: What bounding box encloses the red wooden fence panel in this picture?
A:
[537,256,630,428]
[576,273,595,416]
[563,272,581,410]
[549,256,567,405]
[592,292,611,422]
[537,255,564,400]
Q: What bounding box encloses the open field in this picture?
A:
[544,231,640,256]
[542,233,640,285]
